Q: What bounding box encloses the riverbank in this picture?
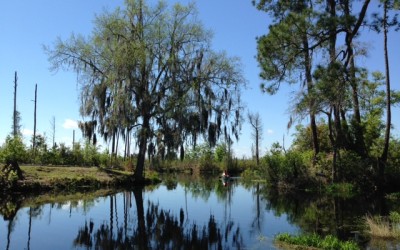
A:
[4,165,161,194]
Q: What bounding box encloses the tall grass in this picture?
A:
[365,212,400,239]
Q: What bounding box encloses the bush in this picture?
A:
[261,149,314,188]
[0,136,28,164]
[337,150,375,189]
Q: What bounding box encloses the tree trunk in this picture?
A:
[256,130,259,165]
[134,116,150,182]
[328,0,337,181]
[343,0,369,156]
[379,0,391,191]
[303,34,319,158]
[326,110,337,182]
[13,71,18,138]
[33,84,37,161]
[348,50,366,155]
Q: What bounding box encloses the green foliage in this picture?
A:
[214,143,228,162]
[82,140,100,166]
[389,211,400,224]
[185,144,217,171]
[7,170,19,183]
[0,134,115,169]
[261,144,314,188]
[0,135,27,163]
[275,233,359,250]
[325,183,357,198]
[337,150,374,188]
[387,138,400,169]
[186,144,213,161]
[293,122,332,153]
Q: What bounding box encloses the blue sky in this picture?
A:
[0,1,399,158]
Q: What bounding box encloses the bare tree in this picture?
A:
[248,112,263,165]
[12,71,22,138]
[32,84,37,158]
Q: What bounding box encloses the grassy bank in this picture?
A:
[10,165,160,193]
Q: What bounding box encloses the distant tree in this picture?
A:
[46,0,245,182]
[30,134,48,164]
[12,71,22,138]
[248,111,263,165]
[215,143,228,162]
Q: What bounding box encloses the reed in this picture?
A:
[365,213,400,239]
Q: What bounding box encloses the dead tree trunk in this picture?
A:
[13,71,18,138]
[33,84,37,160]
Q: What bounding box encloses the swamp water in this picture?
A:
[0,176,399,249]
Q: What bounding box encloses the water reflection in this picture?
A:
[6,177,393,249]
[257,187,400,248]
[0,178,305,249]
[72,189,244,249]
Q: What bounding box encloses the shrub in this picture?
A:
[337,150,374,189]
[0,136,28,164]
[261,149,314,188]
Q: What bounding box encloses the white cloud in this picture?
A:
[63,119,78,129]
[22,128,34,136]
[60,136,73,146]
[267,129,274,135]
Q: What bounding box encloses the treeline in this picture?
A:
[0,135,105,167]
[0,134,247,173]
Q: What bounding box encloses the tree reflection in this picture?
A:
[0,194,22,250]
[258,186,390,244]
[26,206,43,250]
[250,182,264,235]
[0,190,111,250]
[74,188,244,249]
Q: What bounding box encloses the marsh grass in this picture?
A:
[365,212,400,239]
[275,233,359,250]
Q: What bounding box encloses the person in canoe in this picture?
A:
[221,170,230,179]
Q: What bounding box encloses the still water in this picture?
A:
[1,176,398,249]
[0,177,298,249]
